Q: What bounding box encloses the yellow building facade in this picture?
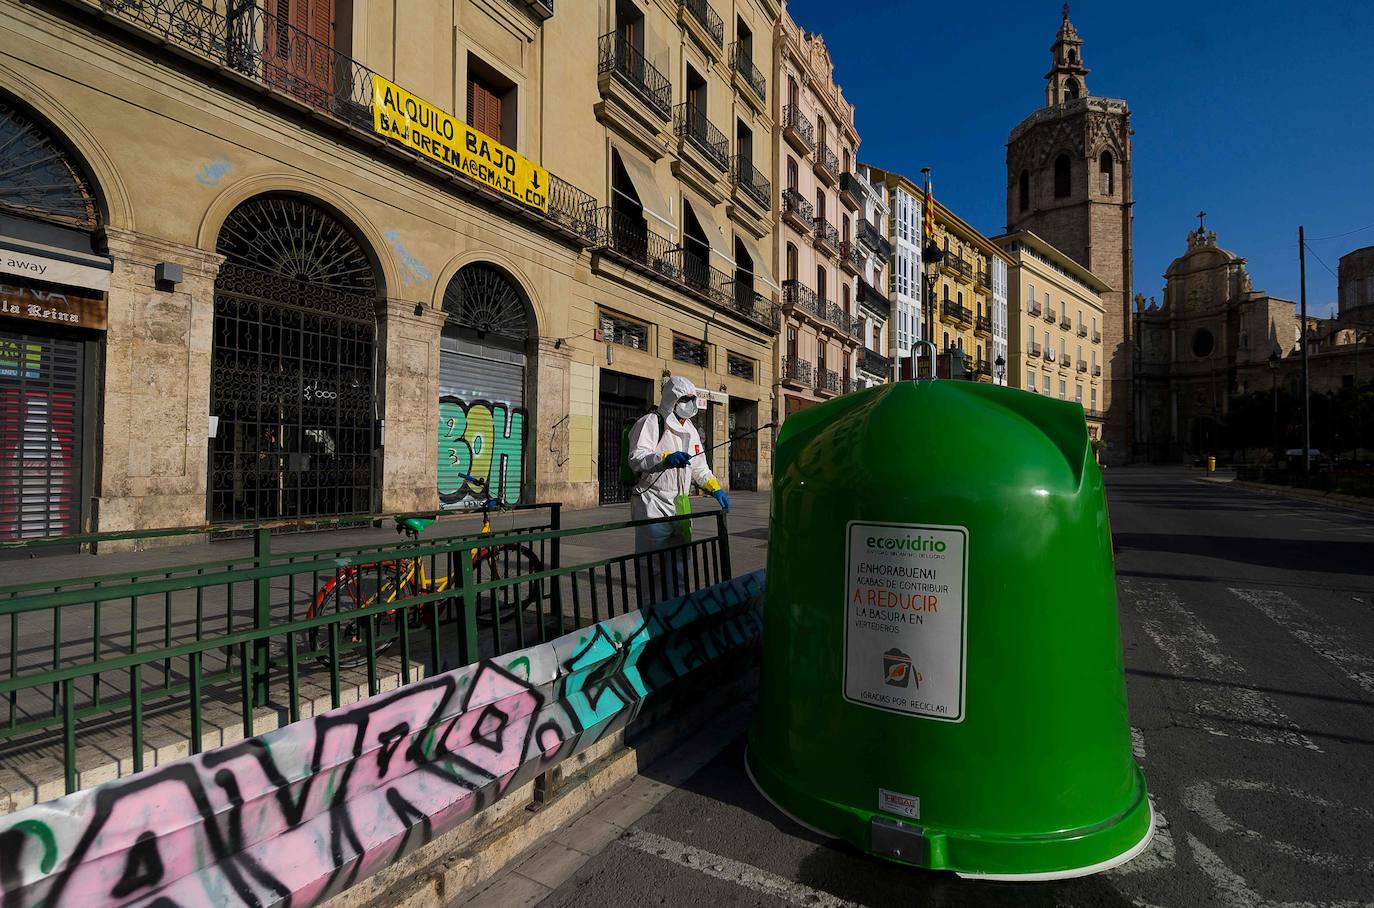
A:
[993,229,1109,437]
[928,201,1008,382]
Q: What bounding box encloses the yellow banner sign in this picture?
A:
[371,74,549,213]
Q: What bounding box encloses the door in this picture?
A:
[598,370,653,505]
[728,399,758,491]
[438,335,527,508]
[263,0,335,109]
[0,330,83,539]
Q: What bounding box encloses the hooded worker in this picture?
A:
[627,376,729,588]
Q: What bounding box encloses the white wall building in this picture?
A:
[991,255,1009,384]
[888,182,923,364]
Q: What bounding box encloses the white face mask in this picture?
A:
[674,400,696,420]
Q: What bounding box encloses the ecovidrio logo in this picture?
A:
[865,534,947,553]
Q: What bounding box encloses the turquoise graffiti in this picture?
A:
[438,396,527,507]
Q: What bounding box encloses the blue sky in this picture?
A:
[788,0,1374,317]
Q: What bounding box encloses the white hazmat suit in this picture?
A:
[627,376,727,599]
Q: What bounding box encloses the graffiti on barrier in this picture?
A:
[438,396,526,507]
[0,572,764,908]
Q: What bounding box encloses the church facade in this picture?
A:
[1005,7,1134,463]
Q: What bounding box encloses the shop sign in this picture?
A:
[1,247,111,292]
[371,74,550,213]
[0,275,107,331]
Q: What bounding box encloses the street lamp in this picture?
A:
[1269,347,1281,461]
[995,354,1006,385]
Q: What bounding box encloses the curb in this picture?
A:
[1226,480,1374,513]
[323,665,760,908]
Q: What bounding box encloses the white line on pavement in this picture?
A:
[1123,580,1320,751]
[1229,587,1374,696]
[619,829,863,908]
[1131,726,1148,761]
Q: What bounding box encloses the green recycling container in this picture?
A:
[747,379,1152,879]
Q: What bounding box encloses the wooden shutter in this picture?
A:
[467,75,503,142]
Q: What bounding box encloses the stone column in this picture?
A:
[528,337,586,507]
[376,297,447,514]
[96,227,223,539]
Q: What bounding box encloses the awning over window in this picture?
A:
[731,231,777,290]
[611,144,674,233]
[681,190,728,260]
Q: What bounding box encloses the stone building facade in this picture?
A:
[1005,7,1133,461]
[773,9,864,421]
[1337,246,1374,329]
[993,229,1109,438]
[0,0,781,541]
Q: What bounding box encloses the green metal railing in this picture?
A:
[0,508,731,794]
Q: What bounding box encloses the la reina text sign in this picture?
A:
[0,276,107,331]
[372,75,549,213]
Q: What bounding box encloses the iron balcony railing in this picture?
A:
[1029,301,1043,316]
[781,355,814,385]
[813,218,839,252]
[859,219,888,259]
[977,270,991,289]
[782,187,814,224]
[976,314,992,333]
[682,0,725,48]
[1094,365,1103,376]
[1078,324,1089,337]
[730,154,771,208]
[840,171,868,208]
[675,104,729,173]
[1046,349,1058,363]
[862,346,892,376]
[976,358,992,376]
[1059,357,1072,371]
[66,0,596,243]
[783,279,820,317]
[599,31,673,121]
[729,282,780,331]
[1028,343,1042,358]
[1078,361,1089,373]
[942,301,973,325]
[782,104,815,152]
[858,279,890,319]
[816,368,840,395]
[824,302,851,334]
[839,240,865,272]
[730,42,766,100]
[816,145,840,182]
[1093,330,1102,343]
[1060,316,1073,330]
[944,256,973,280]
[1043,308,1057,323]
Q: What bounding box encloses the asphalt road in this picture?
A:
[525,468,1374,907]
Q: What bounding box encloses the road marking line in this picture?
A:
[1130,726,1147,761]
[619,829,862,908]
[1123,581,1320,751]
[1229,587,1374,696]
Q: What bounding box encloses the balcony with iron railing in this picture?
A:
[1043,308,1056,323]
[599,31,673,121]
[815,145,839,186]
[975,314,992,334]
[945,257,973,281]
[858,219,888,260]
[1093,330,1102,343]
[782,104,815,154]
[838,240,864,274]
[813,218,839,256]
[815,367,840,397]
[730,42,766,104]
[861,346,892,377]
[1093,364,1102,376]
[1060,316,1072,330]
[1077,324,1088,337]
[941,301,973,325]
[680,0,725,51]
[782,279,820,319]
[858,279,890,320]
[1059,356,1071,371]
[977,270,991,290]
[839,171,867,210]
[780,355,814,387]
[593,207,777,333]
[781,188,813,232]
[674,103,729,173]
[730,154,770,211]
[1028,342,1042,358]
[976,358,992,377]
[65,0,598,245]
[1077,360,1089,373]
[1028,301,1043,316]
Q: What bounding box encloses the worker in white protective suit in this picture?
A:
[627,376,729,601]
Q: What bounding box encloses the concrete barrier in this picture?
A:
[0,571,765,907]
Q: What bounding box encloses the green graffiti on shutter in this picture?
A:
[437,396,527,507]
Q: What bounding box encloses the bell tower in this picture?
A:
[1006,7,1134,462]
[1045,5,1089,106]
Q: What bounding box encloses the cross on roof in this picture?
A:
[1196,210,1208,232]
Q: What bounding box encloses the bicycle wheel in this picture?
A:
[473,545,544,626]
[307,564,408,667]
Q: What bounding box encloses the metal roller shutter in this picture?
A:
[438,334,527,508]
[0,330,83,539]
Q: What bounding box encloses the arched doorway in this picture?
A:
[0,96,105,541]
[437,262,533,508]
[209,194,381,522]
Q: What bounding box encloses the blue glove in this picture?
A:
[712,489,730,512]
[664,451,692,468]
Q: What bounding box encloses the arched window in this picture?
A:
[1099,151,1114,195]
[842,283,850,315]
[0,98,99,228]
[1018,170,1030,211]
[787,157,798,191]
[943,330,950,351]
[1054,154,1071,198]
[1065,77,1080,100]
[785,242,798,282]
[817,265,827,301]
